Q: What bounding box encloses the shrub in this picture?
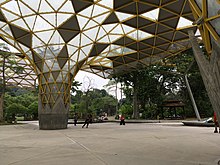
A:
[118,104,133,119]
[5,103,27,122]
[27,101,38,120]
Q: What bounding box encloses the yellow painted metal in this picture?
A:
[189,0,220,54]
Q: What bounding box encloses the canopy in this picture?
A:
[0,0,219,80]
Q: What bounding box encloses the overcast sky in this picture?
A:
[75,70,109,90]
[75,70,124,99]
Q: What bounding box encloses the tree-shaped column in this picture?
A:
[0,0,110,129]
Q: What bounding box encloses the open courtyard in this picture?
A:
[0,122,220,165]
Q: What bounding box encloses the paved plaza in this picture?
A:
[0,122,220,165]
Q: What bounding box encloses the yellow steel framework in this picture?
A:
[188,0,220,54]
[0,0,219,109]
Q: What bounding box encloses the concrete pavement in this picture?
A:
[0,122,220,165]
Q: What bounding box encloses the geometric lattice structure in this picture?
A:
[0,52,37,89]
[0,0,218,129]
[0,1,199,80]
[189,0,220,54]
[82,0,200,77]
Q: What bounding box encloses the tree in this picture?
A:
[0,43,25,122]
[115,64,173,119]
[70,86,117,118]
[115,48,212,119]
[89,90,117,116]
[118,104,133,118]
[81,76,95,115]
[5,103,27,122]
[104,79,119,114]
[0,44,11,122]
[4,91,38,121]
[71,80,82,94]
[166,48,213,118]
[115,71,139,119]
[28,101,38,120]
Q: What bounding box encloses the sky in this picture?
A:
[74,70,124,99]
[75,70,109,91]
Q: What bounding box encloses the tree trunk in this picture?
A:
[120,83,123,100]
[115,81,118,115]
[133,76,139,119]
[85,92,89,114]
[188,30,220,126]
[0,54,6,122]
[0,94,3,122]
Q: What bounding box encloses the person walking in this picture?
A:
[82,114,92,128]
[73,113,78,126]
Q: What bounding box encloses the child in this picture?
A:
[120,115,125,125]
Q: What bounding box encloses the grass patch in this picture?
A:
[16,116,24,121]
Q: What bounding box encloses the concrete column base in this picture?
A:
[38,92,70,130]
[39,114,68,130]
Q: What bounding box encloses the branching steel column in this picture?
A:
[188,30,220,126]
[184,60,201,121]
[184,75,201,121]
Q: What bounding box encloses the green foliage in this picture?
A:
[115,63,180,118]
[4,90,38,121]
[71,88,117,117]
[5,103,27,122]
[115,47,213,119]
[118,104,133,118]
[90,95,117,115]
[170,48,213,117]
[69,104,76,119]
[141,103,158,119]
[27,101,38,120]
[71,90,83,104]
[71,81,82,94]
[181,67,213,117]
[6,103,27,114]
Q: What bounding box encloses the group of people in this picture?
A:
[74,113,220,132]
[72,113,126,128]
